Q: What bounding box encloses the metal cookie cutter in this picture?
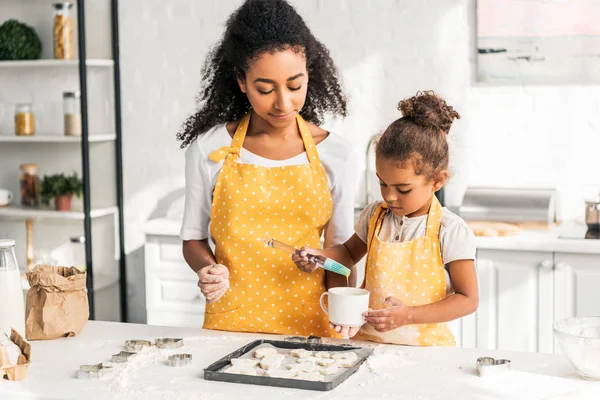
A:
[77,363,113,379]
[476,357,511,377]
[123,339,152,352]
[155,338,184,349]
[168,353,192,367]
[111,351,137,363]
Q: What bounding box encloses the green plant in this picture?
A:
[0,19,42,61]
[40,173,83,206]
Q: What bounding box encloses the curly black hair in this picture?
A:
[176,0,348,148]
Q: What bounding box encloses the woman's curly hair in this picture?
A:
[177,0,348,148]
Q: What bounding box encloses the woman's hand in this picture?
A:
[291,246,322,273]
[197,264,229,303]
[364,297,410,332]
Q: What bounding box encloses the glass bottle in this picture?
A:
[53,2,74,60]
[19,164,41,207]
[0,239,26,335]
[63,91,81,136]
[14,104,35,136]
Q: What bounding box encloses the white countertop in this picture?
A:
[144,217,600,255]
[1,321,598,400]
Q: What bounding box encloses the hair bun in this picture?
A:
[398,91,460,134]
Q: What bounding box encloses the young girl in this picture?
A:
[293,91,478,346]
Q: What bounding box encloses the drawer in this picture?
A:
[146,271,205,313]
[145,242,191,274]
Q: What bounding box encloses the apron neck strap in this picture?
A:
[228,111,322,166]
[425,195,443,238]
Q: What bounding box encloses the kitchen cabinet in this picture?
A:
[145,234,205,328]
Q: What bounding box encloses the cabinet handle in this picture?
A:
[540,260,554,270]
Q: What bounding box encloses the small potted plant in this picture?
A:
[40,172,83,211]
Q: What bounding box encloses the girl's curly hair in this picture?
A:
[376,91,461,180]
[177,0,348,148]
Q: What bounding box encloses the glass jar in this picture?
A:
[14,104,35,136]
[53,2,74,60]
[19,164,41,207]
[63,91,81,136]
[0,239,26,336]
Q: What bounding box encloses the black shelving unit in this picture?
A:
[76,0,127,321]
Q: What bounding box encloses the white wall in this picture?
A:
[119,0,600,321]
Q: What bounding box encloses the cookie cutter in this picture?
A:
[155,338,184,349]
[168,353,192,367]
[123,339,152,352]
[111,351,137,363]
[77,363,113,379]
[476,357,511,377]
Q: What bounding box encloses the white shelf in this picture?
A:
[0,205,118,221]
[0,134,116,143]
[0,59,114,68]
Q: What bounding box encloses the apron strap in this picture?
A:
[207,111,322,166]
[362,204,388,288]
[207,111,251,164]
[296,114,322,166]
[425,195,443,239]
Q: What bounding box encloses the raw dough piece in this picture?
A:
[254,348,278,359]
[287,362,317,372]
[224,365,257,375]
[315,351,331,358]
[319,364,339,375]
[297,356,319,364]
[266,368,297,378]
[230,358,260,367]
[332,351,357,360]
[295,371,323,381]
[335,358,357,368]
[289,348,312,358]
[259,354,285,370]
[317,358,336,367]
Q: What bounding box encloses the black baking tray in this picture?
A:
[203,338,373,391]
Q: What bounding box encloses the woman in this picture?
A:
[178,0,356,337]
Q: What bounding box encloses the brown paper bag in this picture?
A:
[25,265,89,340]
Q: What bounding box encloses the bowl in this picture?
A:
[553,317,600,380]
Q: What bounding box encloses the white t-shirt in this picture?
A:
[355,201,476,292]
[180,123,357,247]
[355,201,476,265]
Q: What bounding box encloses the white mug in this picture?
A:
[0,189,13,207]
[319,287,370,327]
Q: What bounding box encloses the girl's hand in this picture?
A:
[329,323,361,338]
[197,264,229,303]
[364,297,410,332]
[291,246,322,273]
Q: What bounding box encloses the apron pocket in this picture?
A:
[203,307,245,332]
[302,301,335,338]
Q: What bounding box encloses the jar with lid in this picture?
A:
[14,104,35,136]
[0,239,26,336]
[53,2,74,60]
[19,164,41,207]
[63,91,81,136]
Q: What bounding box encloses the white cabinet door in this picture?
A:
[475,250,554,353]
[554,253,600,318]
[553,253,600,352]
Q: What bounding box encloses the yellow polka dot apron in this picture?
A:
[356,196,456,346]
[204,111,336,337]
